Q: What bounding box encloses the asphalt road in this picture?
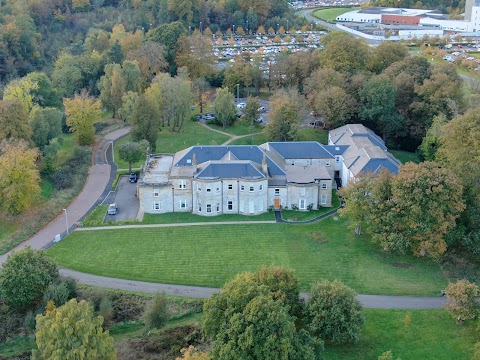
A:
[104,177,139,222]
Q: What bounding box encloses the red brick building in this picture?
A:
[381,15,421,25]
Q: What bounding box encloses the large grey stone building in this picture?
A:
[137,124,400,217]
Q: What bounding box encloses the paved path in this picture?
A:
[60,269,447,309]
[76,220,276,231]
[197,122,262,146]
[0,127,130,266]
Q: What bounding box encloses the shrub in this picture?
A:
[291,204,299,210]
[144,293,169,330]
[42,281,70,308]
[305,280,365,344]
[50,167,74,189]
[98,298,114,327]
[24,311,36,334]
[94,122,109,133]
[0,307,24,341]
[445,279,480,322]
[307,203,314,211]
[109,292,148,322]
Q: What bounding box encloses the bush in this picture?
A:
[445,279,480,322]
[24,311,36,334]
[50,167,74,189]
[0,306,24,341]
[144,294,168,330]
[94,122,109,133]
[99,298,114,327]
[291,204,299,210]
[109,292,148,322]
[42,281,71,308]
[305,280,365,344]
[307,203,314,211]
[50,147,91,190]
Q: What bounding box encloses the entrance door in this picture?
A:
[274,198,280,209]
[249,200,255,214]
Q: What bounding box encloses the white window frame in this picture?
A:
[179,180,186,189]
[228,184,233,190]
[216,186,220,192]
[299,199,306,210]
[153,201,161,210]
[259,184,263,191]
[326,160,331,167]
[206,204,212,213]
[180,199,187,208]
[321,195,327,205]
[197,184,202,192]
[322,183,328,190]
[335,156,340,163]
[216,203,220,212]
[290,159,295,165]
[227,200,233,211]
[206,187,211,192]
[274,188,280,196]
[240,185,245,191]
[249,186,254,192]
[300,187,306,196]
[317,160,322,165]
[153,189,159,197]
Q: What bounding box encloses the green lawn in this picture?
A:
[209,121,263,136]
[229,132,267,145]
[282,192,340,221]
[325,309,478,359]
[48,218,447,295]
[82,205,108,226]
[114,120,229,169]
[142,211,275,224]
[390,150,420,164]
[313,7,358,22]
[300,128,328,144]
[0,218,19,250]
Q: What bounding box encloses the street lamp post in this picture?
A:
[232,24,235,36]
[63,208,69,235]
[277,23,279,34]
[189,25,191,35]
[236,83,240,104]
[287,20,289,33]
[200,21,203,33]
[246,20,249,34]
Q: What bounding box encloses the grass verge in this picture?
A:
[313,7,358,22]
[142,211,275,224]
[48,218,447,295]
[390,150,420,164]
[325,309,478,359]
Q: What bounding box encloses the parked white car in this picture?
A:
[236,102,246,109]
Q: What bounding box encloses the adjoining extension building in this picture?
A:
[137,124,401,217]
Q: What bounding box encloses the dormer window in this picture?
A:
[187,159,192,164]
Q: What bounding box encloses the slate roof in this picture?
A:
[195,161,265,179]
[323,145,349,155]
[173,146,285,176]
[266,142,335,159]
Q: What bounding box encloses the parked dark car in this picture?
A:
[129,173,138,183]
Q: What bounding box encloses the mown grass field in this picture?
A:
[313,7,358,22]
[114,120,229,169]
[142,211,275,224]
[325,309,478,360]
[48,218,447,295]
[390,150,420,164]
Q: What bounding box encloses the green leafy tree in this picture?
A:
[24,72,61,108]
[265,88,303,142]
[118,140,148,173]
[175,31,215,79]
[64,92,102,145]
[32,299,116,360]
[119,91,139,124]
[445,279,480,322]
[29,106,63,149]
[52,53,84,97]
[203,268,322,360]
[0,141,41,215]
[3,77,39,112]
[0,99,32,142]
[308,86,355,129]
[305,280,365,344]
[213,87,236,128]
[192,77,210,114]
[121,60,142,93]
[147,21,186,73]
[419,114,447,161]
[359,75,404,142]
[98,63,126,118]
[369,42,408,74]
[131,94,160,152]
[144,293,169,330]
[0,247,59,311]
[243,96,260,133]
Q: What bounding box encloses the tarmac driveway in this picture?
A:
[104,177,139,222]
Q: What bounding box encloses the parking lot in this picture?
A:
[104,177,139,222]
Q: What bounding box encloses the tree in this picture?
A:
[3,77,39,113]
[203,268,322,360]
[147,21,186,73]
[32,299,116,360]
[64,92,102,145]
[131,94,160,152]
[29,106,63,149]
[52,53,84,97]
[0,141,40,215]
[243,96,260,133]
[126,42,168,84]
[359,75,404,142]
[265,88,303,142]
[192,77,210,114]
[308,86,355,129]
[369,42,408,74]
[445,280,480,322]
[213,87,236,128]
[305,280,365,344]
[0,99,32,142]
[177,346,211,360]
[121,60,142,93]
[419,114,447,161]
[24,72,61,108]
[319,32,370,74]
[118,91,139,124]
[118,141,148,173]
[98,63,125,117]
[144,293,169,330]
[175,31,215,79]
[0,247,59,311]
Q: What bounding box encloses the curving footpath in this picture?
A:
[1,124,448,309]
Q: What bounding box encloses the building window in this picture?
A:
[335,156,340,163]
[216,186,220,192]
[227,200,233,211]
[317,160,322,165]
[197,184,202,192]
[206,204,212,213]
[300,187,306,196]
[249,186,254,192]
[228,184,233,190]
[307,159,312,165]
[299,199,306,210]
[198,201,202,212]
[153,202,161,210]
[153,189,159,197]
[322,183,328,190]
[206,187,211,192]
[216,203,220,212]
[179,180,186,189]
[180,199,187,208]
[274,188,280,196]
[259,185,263,191]
[290,159,295,165]
[326,160,331,167]
[241,185,245,191]
[321,195,327,205]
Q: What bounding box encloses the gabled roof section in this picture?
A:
[173,145,285,176]
[264,142,335,159]
[195,161,266,179]
[329,124,387,150]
